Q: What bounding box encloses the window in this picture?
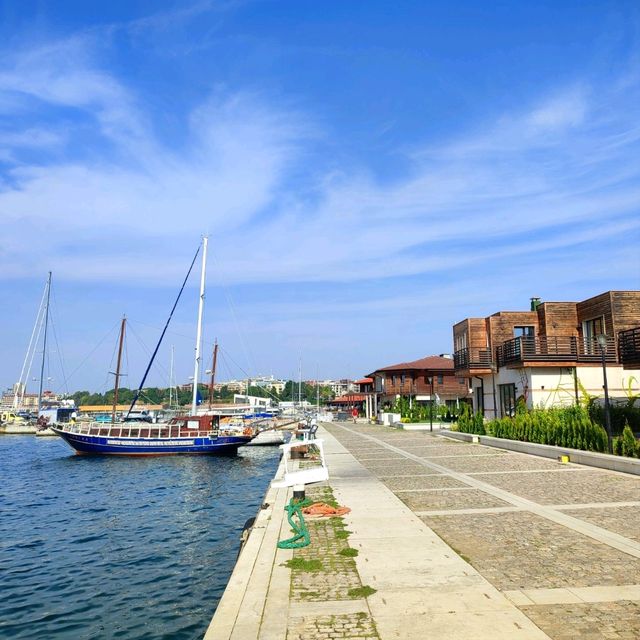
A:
[401,374,406,385]
[513,326,535,338]
[455,332,468,352]
[437,375,443,385]
[474,386,484,414]
[499,383,516,417]
[583,316,605,354]
[457,377,466,385]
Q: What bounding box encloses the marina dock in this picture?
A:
[205,423,640,639]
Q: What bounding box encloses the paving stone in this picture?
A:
[472,471,640,505]
[380,475,468,491]
[359,461,430,475]
[287,612,379,640]
[559,506,640,543]
[352,452,407,461]
[404,444,508,457]
[399,488,509,511]
[421,511,640,590]
[424,454,567,473]
[520,601,640,640]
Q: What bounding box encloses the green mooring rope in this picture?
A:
[277,498,313,549]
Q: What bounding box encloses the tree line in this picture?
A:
[71,381,335,406]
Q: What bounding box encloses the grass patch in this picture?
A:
[285,558,324,572]
[339,547,359,557]
[348,585,377,598]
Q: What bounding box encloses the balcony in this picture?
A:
[496,335,617,368]
[454,348,494,374]
[618,327,640,369]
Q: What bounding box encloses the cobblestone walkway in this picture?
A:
[286,485,380,640]
[325,423,640,640]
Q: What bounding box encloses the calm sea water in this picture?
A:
[0,435,281,639]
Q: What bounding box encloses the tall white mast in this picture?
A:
[191,236,208,415]
[13,279,48,410]
[37,272,52,415]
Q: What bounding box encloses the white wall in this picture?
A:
[472,365,640,418]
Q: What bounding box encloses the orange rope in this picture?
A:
[301,502,351,517]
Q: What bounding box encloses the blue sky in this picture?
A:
[1,0,639,394]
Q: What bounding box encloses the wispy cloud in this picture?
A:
[0,33,638,297]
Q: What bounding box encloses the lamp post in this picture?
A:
[597,334,613,454]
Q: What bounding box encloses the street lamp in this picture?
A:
[597,334,613,454]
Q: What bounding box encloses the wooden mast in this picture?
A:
[112,316,126,424]
[208,340,218,410]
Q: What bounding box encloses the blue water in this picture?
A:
[0,435,281,639]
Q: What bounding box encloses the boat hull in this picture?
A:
[51,427,251,456]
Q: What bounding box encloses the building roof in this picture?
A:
[354,378,373,384]
[370,355,454,375]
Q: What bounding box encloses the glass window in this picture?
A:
[514,326,535,338]
[437,375,443,385]
[474,386,484,414]
[499,383,516,417]
[583,316,605,354]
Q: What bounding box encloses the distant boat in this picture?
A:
[246,427,290,446]
[52,237,254,456]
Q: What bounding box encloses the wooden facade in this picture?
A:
[368,356,471,403]
[453,291,640,373]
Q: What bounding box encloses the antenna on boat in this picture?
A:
[37,272,52,416]
[191,236,208,416]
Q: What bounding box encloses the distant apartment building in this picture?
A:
[1,386,58,410]
[452,290,640,419]
[212,379,248,393]
[248,376,286,394]
[328,379,357,396]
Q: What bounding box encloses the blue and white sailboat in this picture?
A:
[53,237,254,455]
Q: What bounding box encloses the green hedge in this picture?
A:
[455,405,485,435]
[488,406,608,452]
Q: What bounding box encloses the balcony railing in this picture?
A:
[618,327,640,368]
[454,347,494,371]
[496,335,617,368]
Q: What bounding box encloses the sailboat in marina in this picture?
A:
[52,237,255,455]
[1,272,71,434]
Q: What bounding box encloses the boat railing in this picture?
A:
[62,421,223,439]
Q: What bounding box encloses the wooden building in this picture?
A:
[362,355,472,419]
[452,291,640,419]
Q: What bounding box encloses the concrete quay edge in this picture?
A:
[441,430,640,476]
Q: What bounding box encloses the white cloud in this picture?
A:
[0,35,638,295]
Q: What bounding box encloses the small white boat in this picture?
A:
[247,429,290,446]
